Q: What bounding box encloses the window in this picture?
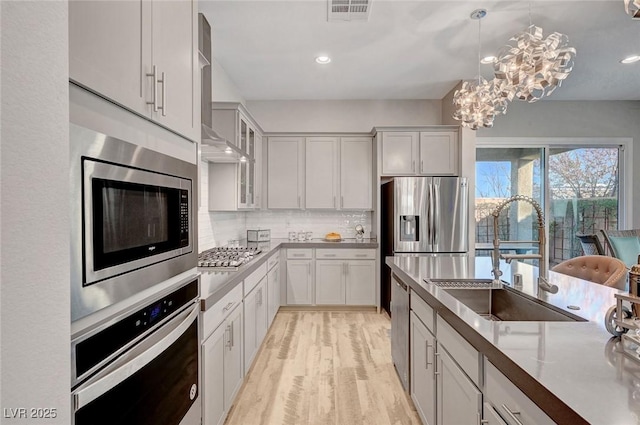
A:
[476,143,625,268]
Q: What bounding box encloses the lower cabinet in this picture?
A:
[410,311,436,425]
[345,260,375,305]
[202,303,243,425]
[267,262,280,326]
[286,260,313,305]
[244,278,267,372]
[407,288,556,425]
[316,260,346,304]
[436,345,482,425]
[484,360,555,425]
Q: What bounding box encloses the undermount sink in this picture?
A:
[430,279,586,322]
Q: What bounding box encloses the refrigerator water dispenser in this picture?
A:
[400,215,419,241]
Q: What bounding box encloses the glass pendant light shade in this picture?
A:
[453,76,509,130]
[624,0,640,19]
[494,25,576,102]
[453,9,508,130]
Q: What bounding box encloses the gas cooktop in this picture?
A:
[197,246,262,270]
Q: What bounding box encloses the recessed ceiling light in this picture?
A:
[224,147,232,154]
[315,56,331,64]
[621,55,640,64]
[480,55,496,64]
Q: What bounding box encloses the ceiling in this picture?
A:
[199,1,640,101]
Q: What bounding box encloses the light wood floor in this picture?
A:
[225,311,422,425]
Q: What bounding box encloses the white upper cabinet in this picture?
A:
[381,129,459,176]
[419,132,458,175]
[69,0,198,141]
[340,137,372,210]
[150,0,196,138]
[381,132,418,175]
[268,137,304,209]
[69,1,148,115]
[305,137,339,209]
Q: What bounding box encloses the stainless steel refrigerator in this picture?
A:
[381,176,468,313]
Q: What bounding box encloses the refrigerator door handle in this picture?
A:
[432,182,439,247]
[427,182,434,247]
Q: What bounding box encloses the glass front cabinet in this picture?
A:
[210,102,262,211]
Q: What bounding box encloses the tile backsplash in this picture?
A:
[198,162,247,251]
[198,161,373,250]
[246,210,372,240]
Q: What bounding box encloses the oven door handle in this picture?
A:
[72,303,199,411]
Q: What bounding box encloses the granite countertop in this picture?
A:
[199,238,378,311]
[386,254,638,425]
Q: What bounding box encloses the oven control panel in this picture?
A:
[74,279,198,382]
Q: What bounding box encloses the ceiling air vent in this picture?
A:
[328,0,371,22]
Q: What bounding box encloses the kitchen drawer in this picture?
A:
[437,314,481,387]
[410,290,434,333]
[267,252,280,271]
[315,249,375,260]
[203,283,242,341]
[287,249,313,259]
[485,360,555,425]
[244,263,267,296]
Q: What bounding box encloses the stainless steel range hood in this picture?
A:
[201,124,254,163]
[199,13,252,164]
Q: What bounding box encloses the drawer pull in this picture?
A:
[223,302,235,312]
[355,254,367,257]
[293,254,305,257]
[324,254,336,257]
[501,404,524,425]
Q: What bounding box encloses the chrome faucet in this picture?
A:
[490,195,558,295]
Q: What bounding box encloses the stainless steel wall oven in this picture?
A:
[70,124,197,322]
[71,278,201,425]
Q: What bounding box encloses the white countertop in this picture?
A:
[386,254,638,425]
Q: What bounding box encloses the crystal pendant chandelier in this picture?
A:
[624,0,640,19]
[453,9,509,130]
[493,5,576,102]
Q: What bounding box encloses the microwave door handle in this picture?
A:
[73,304,198,411]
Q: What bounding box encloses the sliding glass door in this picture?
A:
[476,145,622,268]
[475,148,543,266]
[548,147,619,264]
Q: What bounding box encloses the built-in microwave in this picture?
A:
[70,124,197,322]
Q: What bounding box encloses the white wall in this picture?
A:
[246,99,442,133]
[477,100,640,227]
[1,2,70,423]
[211,57,246,105]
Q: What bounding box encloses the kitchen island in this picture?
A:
[387,254,640,425]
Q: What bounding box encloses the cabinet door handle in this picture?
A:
[341,196,344,209]
[412,160,416,172]
[425,341,433,370]
[230,321,235,348]
[501,404,524,425]
[223,301,235,312]
[345,263,348,276]
[434,352,440,376]
[225,324,232,350]
[478,413,489,425]
[308,263,311,276]
[421,160,424,173]
[146,65,158,112]
[159,71,166,116]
